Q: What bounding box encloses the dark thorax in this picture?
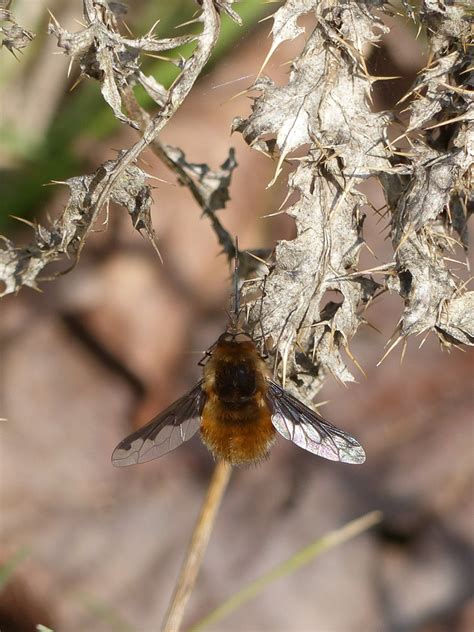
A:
[214,359,257,406]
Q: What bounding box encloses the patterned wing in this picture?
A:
[267,381,366,464]
[112,382,205,466]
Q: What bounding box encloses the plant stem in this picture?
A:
[161,460,232,632]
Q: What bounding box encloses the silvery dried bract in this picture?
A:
[237,1,392,389]
[196,0,242,24]
[0,0,471,379]
[384,0,473,346]
[48,0,195,128]
[0,4,34,57]
[164,146,237,214]
[1,0,225,297]
[0,159,155,296]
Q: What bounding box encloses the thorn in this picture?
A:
[47,8,60,28]
[73,18,87,28]
[144,52,172,63]
[67,57,74,78]
[260,208,287,218]
[267,152,286,188]
[400,337,408,365]
[258,13,275,24]
[10,215,35,228]
[245,251,270,267]
[256,40,279,80]
[211,74,255,92]
[425,114,471,130]
[102,200,110,226]
[443,256,468,268]
[146,18,161,38]
[440,233,464,249]
[396,91,414,106]
[387,130,409,145]
[146,229,164,265]
[224,86,254,105]
[326,262,396,282]
[363,319,383,335]
[262,190,292,218]
[69,74,84,92]
[175,17,201,30]
[362,241,378,259]
[418,330,430,349]
[438,81,474,97]
[121,19,134,38]
[314,400,329,411]
[280,337,292,388]
[147,173,171,184]
[369,75,402,82]
[377,334,403,366]
[343,341,367,378]
[44,180,68,186]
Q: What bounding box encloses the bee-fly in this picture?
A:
[112,247,366,467]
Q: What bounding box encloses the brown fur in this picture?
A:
[200,338,275,465]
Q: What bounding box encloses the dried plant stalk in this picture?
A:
[383,0,473,347]
[234,0,472,398]
[2,0,471,374]
[236,0,393,395]
[0,0,228,295]
[0,1,472,628]
[0,2,34,57]
[161,460,232,632]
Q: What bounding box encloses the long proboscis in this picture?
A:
[232,236,240,324]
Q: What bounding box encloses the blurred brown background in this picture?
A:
[1,1,473,631]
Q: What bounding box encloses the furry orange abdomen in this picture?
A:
[200,393,275,465]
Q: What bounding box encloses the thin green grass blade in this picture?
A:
[188,510,382,632]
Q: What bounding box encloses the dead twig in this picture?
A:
[161,460,232,632]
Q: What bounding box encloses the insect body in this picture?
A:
[112,331,366,467]
[200,332,275,464]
